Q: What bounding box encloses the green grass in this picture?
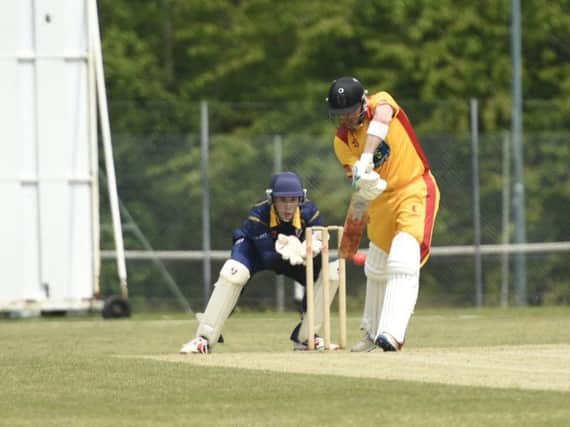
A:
[1,307,569,426]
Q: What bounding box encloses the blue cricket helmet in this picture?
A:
[266,172,306,199]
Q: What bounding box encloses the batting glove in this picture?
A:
[352,153,373,188]
[356,170,387,201]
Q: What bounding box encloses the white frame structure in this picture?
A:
[0,0,126,316]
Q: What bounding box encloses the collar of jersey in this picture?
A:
[270,205,301,229]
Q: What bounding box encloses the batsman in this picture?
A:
[327,76,440,352]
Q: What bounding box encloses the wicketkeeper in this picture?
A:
[180,171,341,354]
[327,76,440,352]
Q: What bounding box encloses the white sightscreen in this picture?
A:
[0,0,96,310]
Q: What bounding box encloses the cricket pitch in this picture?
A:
[135,344,570,392]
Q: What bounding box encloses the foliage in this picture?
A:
[96,0,570,308]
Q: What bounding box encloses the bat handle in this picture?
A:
[351,176,358,189]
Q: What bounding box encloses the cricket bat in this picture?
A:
[339,192,369,259]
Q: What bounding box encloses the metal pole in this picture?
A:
[511,0,527,305]
[86,10,100,299]
[273,135,285,312]
[201,101,212,308]
[470,98,483,307]
[501,132,511,307]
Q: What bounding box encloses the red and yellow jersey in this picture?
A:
[333,91,430,191]
[333,91,440,263]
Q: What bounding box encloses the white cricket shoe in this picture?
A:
[350,333,376,352]
[293,336,339,351]
[180,336,210,354]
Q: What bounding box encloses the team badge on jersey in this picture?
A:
[373,142,391,167]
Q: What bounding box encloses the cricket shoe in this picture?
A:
[375,332,402,352]
[293,336,340,352]
[179,336,210,354]
[350,333,377,352]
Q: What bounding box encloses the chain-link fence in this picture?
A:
[99,100,570,312]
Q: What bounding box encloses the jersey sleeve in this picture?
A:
[333,132,359,179]
[239,210,283,269]
[371,91,400,116]
[302,201,323,229]
[237,204,267,239]
[251,231,282,268]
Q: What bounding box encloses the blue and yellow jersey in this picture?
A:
[232,199,322,268]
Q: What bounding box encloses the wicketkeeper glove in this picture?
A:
[356,170,387,201]
[275,234,306,266]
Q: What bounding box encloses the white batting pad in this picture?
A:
[361,242,388,337]
[196,260,249,346]
[298,261,340,343]
[377,233,420,344]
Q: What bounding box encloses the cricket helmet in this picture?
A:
[326,76,366,115]
[266,171,306,200]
